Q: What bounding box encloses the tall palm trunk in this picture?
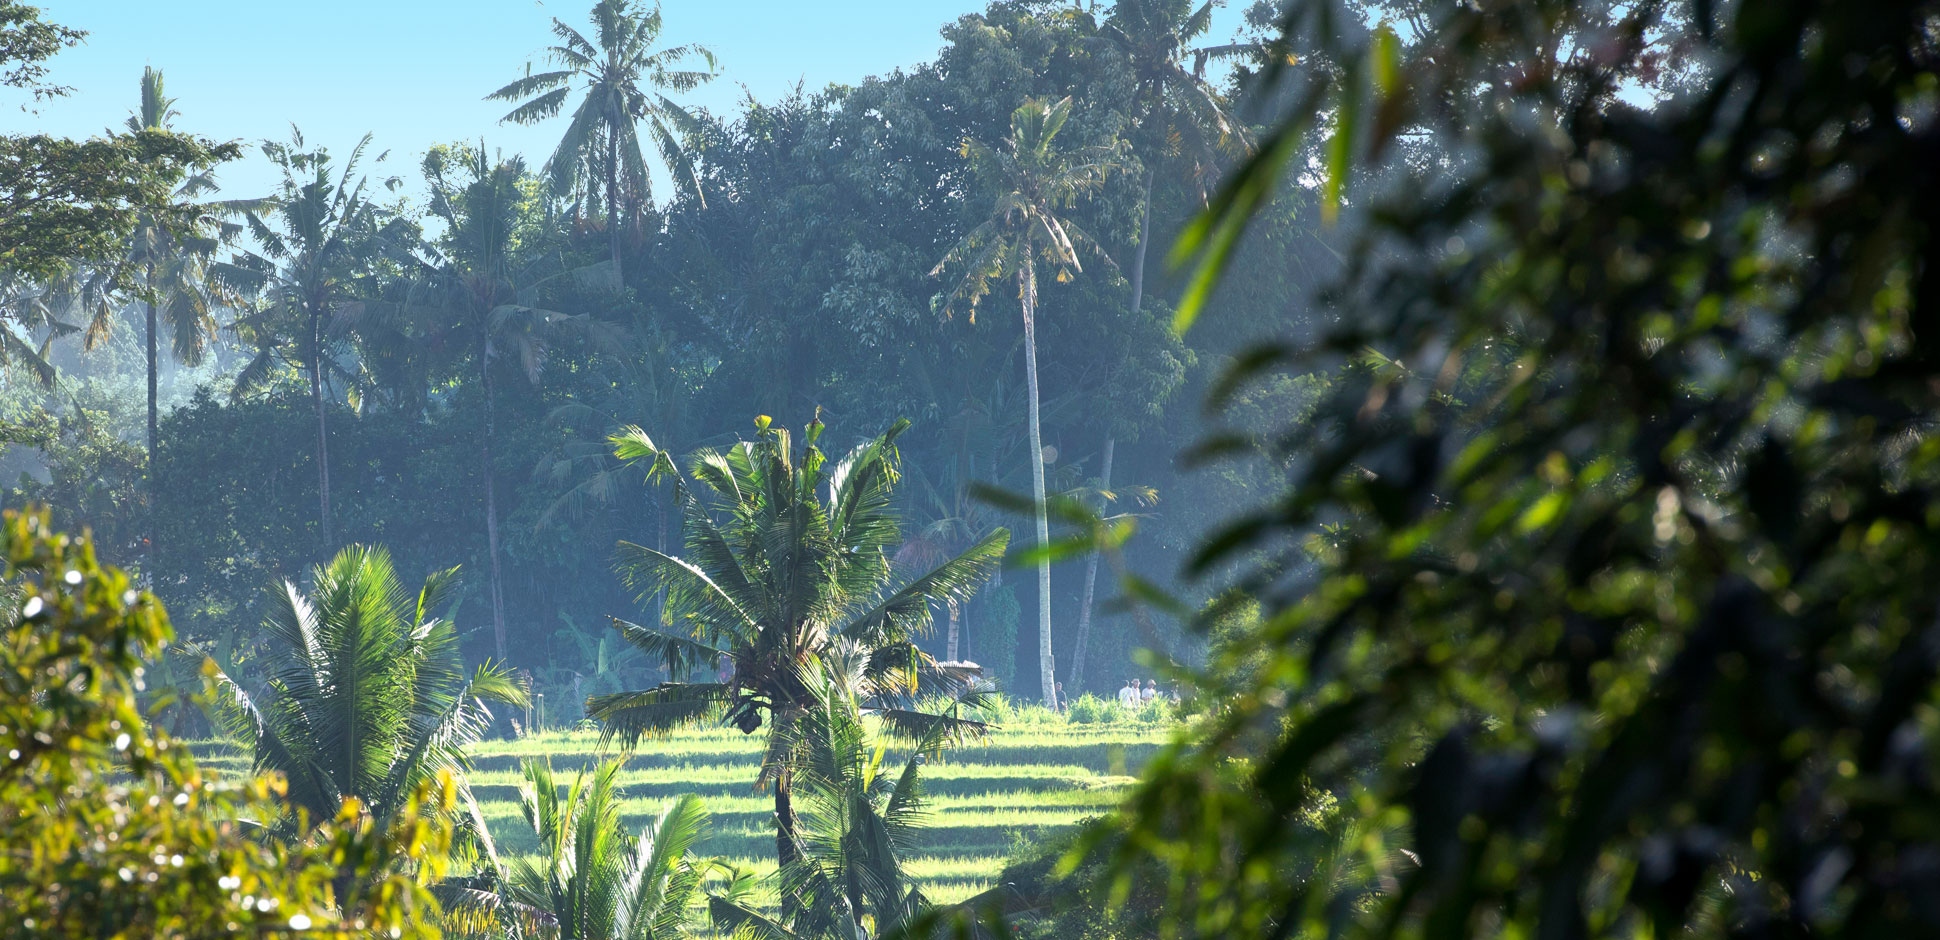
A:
[308,305,333,548]
[144,294,159,571]
[482,342,509,663]
[1069,169,1150,690]
[1068,436,1113,689]
[1128,169,1153,324]
[605,125,624,282]
[1020,263,1055,707]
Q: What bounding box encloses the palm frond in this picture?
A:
[843,528,1008,646]
[608,616,728,679]
[586,682,730,746]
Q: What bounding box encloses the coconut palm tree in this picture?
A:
[101,68,236,467]
[216,131,406,548]
[585,415,1007,895]
[344,145,616,662]
[504,757,713,940]
[1066,0,1258,690]
[707,681,940,940]
[488,0,716,279]
[932,96,1116,707]
[209,544,525,827]
[82,68,241,567]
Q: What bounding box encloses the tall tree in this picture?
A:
[1066,0,1254,690]
[585,415,1006,911]
[89,67,237,565]
[0,5,236,283]
[488,0,715,280]
[209,544,524,827]
[219,131,403,548]
[350,145,611,662]
[933,96,1115,706]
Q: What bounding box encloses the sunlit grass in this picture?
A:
[187,721,1166,903]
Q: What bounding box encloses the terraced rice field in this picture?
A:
[189,722,1171,904]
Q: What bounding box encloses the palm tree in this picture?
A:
[585,415,1007,897]
[87,68,239,567]
[708,682,939,940]
[1089,0,1253,307]
[488,0,716,279]
[932,96,1115,707]
[210,544,525,827]
[347,145,615,662]
[1067,0,1257,691]
[105,69,234,467]
[217,131,405,548]
[505,758,713,940]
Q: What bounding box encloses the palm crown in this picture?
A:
[489,0,715,274]
[589,415,1006,740]
[211,544,525,826]
[931,96,1115,322]
[1095,0,1254,172]
[586,414,1007,886]
[504,758,713,940]
[95,67,236,371]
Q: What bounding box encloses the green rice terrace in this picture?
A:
[188,717,1171,904]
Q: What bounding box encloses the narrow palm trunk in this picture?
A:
[1021,264,1055,707]
[1068,436,1113,689]
[1068,171,1149,690]
[482,346,508,663]
[605,128,624,282]
[144,296,159,570]
[1128,169,1152,321]
[946,600,961,662]
[309,308,333,548]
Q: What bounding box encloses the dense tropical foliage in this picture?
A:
[0,509,454,937]
[7,0,1939,936]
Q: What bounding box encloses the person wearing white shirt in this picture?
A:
[1118,679,1140,709]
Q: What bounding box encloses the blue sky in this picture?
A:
[6,0,1251,208]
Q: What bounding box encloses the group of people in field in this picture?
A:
[1116,678,1168,708]
[1042,677,1178,713]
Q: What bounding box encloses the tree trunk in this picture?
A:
[1068,436,1113,690]
[144,295,159,572]
[1021,264,1055,707]
[1066,171,1148,691]
[946,599,961,662]
[309,308,333,548]
[605,127,624,282]
[655,497,668,626]
[1129,169,1153,321]
[482,343,508,663]
[774,764,801,921]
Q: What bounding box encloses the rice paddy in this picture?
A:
[189,719,1173,904]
